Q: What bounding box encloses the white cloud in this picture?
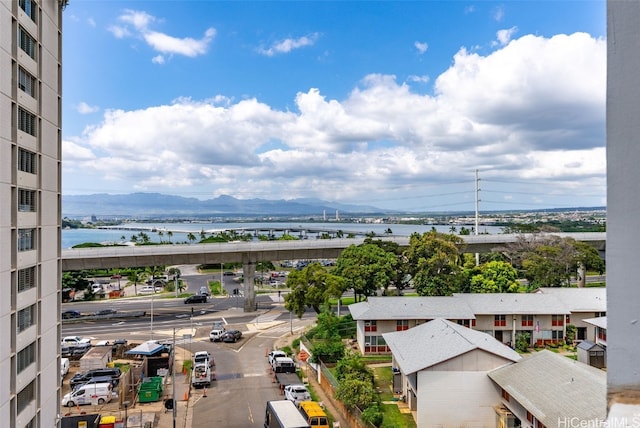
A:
[493,5,505,22]
[109,10,216,60]
[66,32,606,208]
[258,33,320,56]
[414,41,428,55]
[494,27,518,47]
[407,75,430,84]
[77,102,99,114]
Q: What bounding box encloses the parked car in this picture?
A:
[283,384,311,406]
[209,329,226,342]
[69,367,121,390]
[137,285,162,295]
[199,286,211,296]
[95,309,117,316]
[221,330,242,343]
[62,310,81,319]
[223,271,235,276]
[62,383,113,407]
[184,294,207,304]
[268,350,287,366]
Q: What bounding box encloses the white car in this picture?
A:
[137,285,163,295]
[283,384,311,406]
[268,350,287,366]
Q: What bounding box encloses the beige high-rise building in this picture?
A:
[0,1,65,426]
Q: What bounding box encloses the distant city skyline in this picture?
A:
[62,1,606,212]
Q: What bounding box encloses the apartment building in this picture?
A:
[0,1,64,427]
[349,289,605,356]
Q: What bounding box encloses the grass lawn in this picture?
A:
[380,403,416,428]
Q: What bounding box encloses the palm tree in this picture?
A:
[130,235,138,244]
[127,269,145,295]
[187,233,196,244]
[167,231,173,243]
[449,226,457,233]
[157,230,164,243]
[200,229,207,241]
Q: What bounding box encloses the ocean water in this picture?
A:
[62,221,503,249]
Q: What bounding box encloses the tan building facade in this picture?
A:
[0,1,64,426]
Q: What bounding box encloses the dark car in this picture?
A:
[69,367,121,389]
[62,310,81,319]
[184,294,207,304]
[221,329,243,343]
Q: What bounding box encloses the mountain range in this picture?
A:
[62,193,386,218]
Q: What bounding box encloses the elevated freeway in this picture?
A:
[61,232,605,311]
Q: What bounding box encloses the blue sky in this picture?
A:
[62,1,606,212]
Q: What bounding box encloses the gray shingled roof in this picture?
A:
[383,318,521,375]
[488,350,606,426]
[453,292,570,314]
[348,296,475,320]
[535,287,606,312]
[583,316,607,329]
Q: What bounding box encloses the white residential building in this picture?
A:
[0,1,64,426]
[383,319,521,427]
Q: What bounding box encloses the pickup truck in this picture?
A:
[191,363,214,388]
[272,356,296,373]
[193,351,214,368]
[61,336,91,356]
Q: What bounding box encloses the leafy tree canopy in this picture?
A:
[284,263,346,317]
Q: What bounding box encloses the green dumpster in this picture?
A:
[138,376,163,403]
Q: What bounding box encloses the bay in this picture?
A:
[62,221,504,249]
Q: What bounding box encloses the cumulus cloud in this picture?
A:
[414,41,428,55]
[109,9,216,60]
[67,32,606,208]
[494,27,518,46]
[257,33,320,56]
[77,102,99,114]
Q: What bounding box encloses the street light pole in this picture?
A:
[172,328,176,428]
[150,292,154,340]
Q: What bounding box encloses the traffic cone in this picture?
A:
[183,390,188,401]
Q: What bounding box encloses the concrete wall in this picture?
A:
[607,0,640,405]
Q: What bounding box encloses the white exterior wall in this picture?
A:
[607,0,640,403]
[0,1,63,426]
[418,370,501,428]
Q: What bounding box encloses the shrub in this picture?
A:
[361,403,383,427]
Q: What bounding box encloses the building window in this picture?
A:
[17,342,36,373]
[18,107,37,136]
[457,319,472,328]
[18,27,37,60]
[566,314,571,324]
[522,315,534,327]
[364,336,389,353]
[551,330,564,340]
[24,417,36,428]
[19,0,37,22]
[18,228,36,251]
[552,314,564,327]
[364,320,377,332]
[597,327,607,341]
[18,267,36,292]
[494,315,507,327]
[16,381,35,415]
[18,189,36,212]
[18,67,37,98]
[18,305,35,332]
[396,320,409,331]
[18,148,37,174]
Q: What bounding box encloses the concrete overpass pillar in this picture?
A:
[242,255,256,312]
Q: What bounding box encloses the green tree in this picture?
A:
[335,377,378,409]
[127,269,146,295]
[333,243,398,301]
[167,230,173,242]
[469,260,520,293]
[515,331,531,352]
[574,241,605,275]
[187,232,196,244]
[284,263,345,316]
[405,232,465,296]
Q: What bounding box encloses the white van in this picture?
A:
[60,358,69,379]
[61,382,112,407]
[209,328,226,342]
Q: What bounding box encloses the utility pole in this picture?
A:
[475,169,480,266]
